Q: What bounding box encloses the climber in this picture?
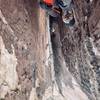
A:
[39,0,75,26]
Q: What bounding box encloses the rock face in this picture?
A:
[0,0,100,100]
[0,36,18,99]
[60,1,100,99]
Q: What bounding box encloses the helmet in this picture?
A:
[62,10,75,26]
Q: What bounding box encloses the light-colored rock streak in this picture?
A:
[0,10,15,37]
[0,36,18,99]
[0,10,8,24]
[89,38,100,56]
[42,76,89,100]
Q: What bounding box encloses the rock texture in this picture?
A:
[0,36,18,99]
[0,0,100,100]
[59,0,100,99]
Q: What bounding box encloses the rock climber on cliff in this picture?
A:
[39,0,75,26]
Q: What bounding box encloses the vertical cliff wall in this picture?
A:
[0,0,100,100]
